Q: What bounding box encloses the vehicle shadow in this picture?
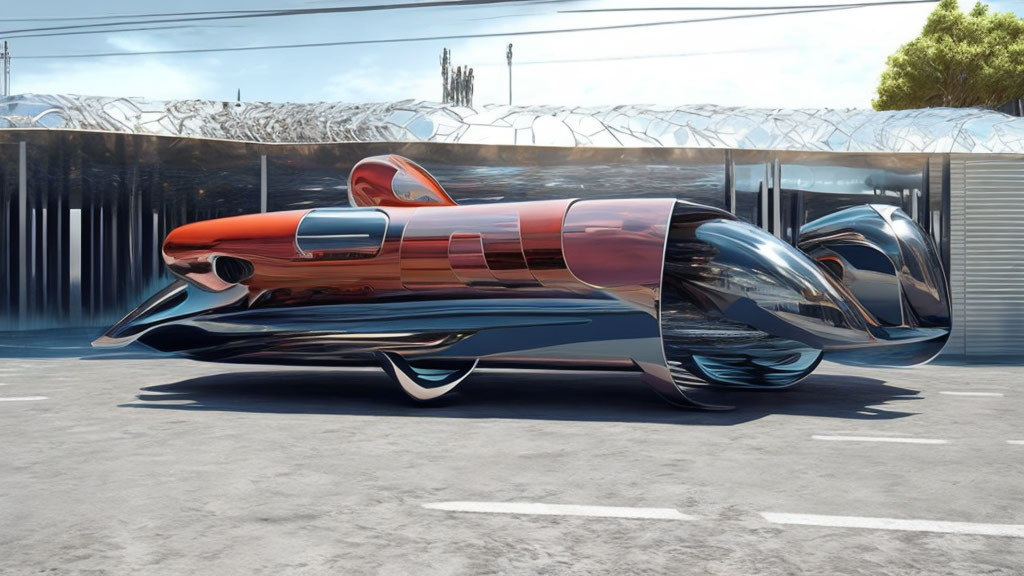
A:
[122,368,920,425]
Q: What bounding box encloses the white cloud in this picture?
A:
[14,32,221,100]
[321,59,440,103]
[105,35,164,53]
[17,57,217,100]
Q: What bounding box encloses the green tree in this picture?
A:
[873,0,1024,110]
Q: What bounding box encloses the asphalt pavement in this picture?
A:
[0,332,1022,575]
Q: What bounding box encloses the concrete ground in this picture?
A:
[1,331,1023,575]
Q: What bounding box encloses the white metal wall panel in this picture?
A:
[929,156,943,242]
[956,158,1024,357]
[947,159,967,356]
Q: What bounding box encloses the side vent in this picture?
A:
[214,256,254,285]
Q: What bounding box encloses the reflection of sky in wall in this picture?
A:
[737,162,922,195]
[783,165,922,195]
[4,1,1021,108]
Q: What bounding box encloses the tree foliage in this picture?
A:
[873,0,1024,110]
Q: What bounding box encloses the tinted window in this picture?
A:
[296,209,388,257]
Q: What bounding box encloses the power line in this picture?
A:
[0,0,557,37]
[2,25,236,42]
[0,10,267,22]
[559,0,937,13]
[0,0,935,23]
[516,45,801,66]
[13,5,867,60]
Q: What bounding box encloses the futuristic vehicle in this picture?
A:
[94,155,951,409]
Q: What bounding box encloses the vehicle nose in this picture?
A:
[91,281,249,348]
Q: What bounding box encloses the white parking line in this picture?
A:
[812,435,948,445]
[0,396,48,402]
[1008,440,1024,446]
[939,391,1004,397]
[762,512,1024,538]
[423,502,696,521]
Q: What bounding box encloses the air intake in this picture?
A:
[214,256,254,285]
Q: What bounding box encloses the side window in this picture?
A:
[296,209,388,259]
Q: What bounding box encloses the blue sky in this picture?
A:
[3,0,1022,108]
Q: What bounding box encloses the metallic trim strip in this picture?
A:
[296,233,371,239]
[69,208,82,321]
[17,141,26,325]
[260,154,268,213]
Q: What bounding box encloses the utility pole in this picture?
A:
[440,47,450,103]
[1,41,10,97]
[506,43,513,105]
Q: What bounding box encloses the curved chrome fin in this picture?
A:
[799,204,951,366]
[92,281,249,348]
[639,363,733,411]
[348,155,458,208]
[377,351,478,401]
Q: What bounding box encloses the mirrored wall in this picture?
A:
[0,130,943,329]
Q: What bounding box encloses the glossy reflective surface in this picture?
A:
[295,209,388,257]
[660,201,952,389]
[662,203,842,388]
[6,94,1024,153]
[800,204,951,366]
[95,156,951,407]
